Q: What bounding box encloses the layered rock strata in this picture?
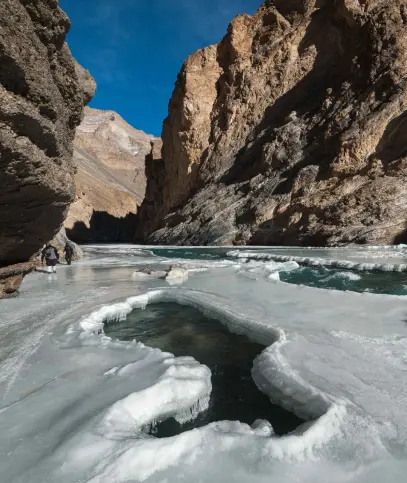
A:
[65,107,154,243]
[139,0,407,246]
[0,262,38,298]
[0,0,95,295]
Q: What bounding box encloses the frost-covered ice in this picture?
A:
[228,248,407,272]
[165,266,189,284]
[1,246,407,482]
[234,259,300,283]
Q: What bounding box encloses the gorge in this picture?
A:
[3,0,407,294]
[0,0,95,296]
[65,107,154,243]
[3,2,407,483]
[138,0,407,247]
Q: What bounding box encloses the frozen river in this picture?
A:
[1,245,407,482]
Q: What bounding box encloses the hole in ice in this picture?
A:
[104,302,303,438]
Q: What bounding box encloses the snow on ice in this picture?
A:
[1,246,407,482]
[227,248,407,272]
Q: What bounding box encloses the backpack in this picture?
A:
[45,247,57,261]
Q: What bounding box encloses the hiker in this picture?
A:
[41,244,59,273]
[64,243,74,265]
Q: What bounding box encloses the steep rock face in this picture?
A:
[140,0,407,246]
[0,0,95,270]
[136,138,164,240]
[51,227,83,261]
[65,107,155,242]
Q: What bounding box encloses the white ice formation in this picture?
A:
[1,245,407,483]
[228,249,407,272]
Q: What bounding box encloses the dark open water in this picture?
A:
[104,302,303,437]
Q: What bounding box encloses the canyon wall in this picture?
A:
[139,0,407,246]
[0,0,95,295]
[65,107,154,243]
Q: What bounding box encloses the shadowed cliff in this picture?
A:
[138,0,407,247]
[67,212,138,244]
[0,0,95,296]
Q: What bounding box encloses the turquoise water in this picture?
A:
[81,246,407,295]
[280,267,407,296]
[148,248,407,296]
[150,247,231,261]
[104,302,303,437]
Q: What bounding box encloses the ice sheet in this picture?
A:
[228,249,407,272]
[1,246,407,482]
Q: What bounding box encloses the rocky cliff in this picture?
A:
[0,0,95,294]
[139,0,407,246]
[65,107,154,243]
[51,227,83,260]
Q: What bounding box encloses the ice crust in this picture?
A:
[1,246,407,482]
[228,249,407,272]
[236,260,300,282]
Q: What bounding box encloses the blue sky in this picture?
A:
[60,0,261,136]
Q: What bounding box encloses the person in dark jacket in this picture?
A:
[64,243,74,265]
[41,244,59,273]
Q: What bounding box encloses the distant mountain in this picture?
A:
[65,107,155,242]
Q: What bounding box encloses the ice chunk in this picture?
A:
[132,269,167,280]
[166,266,189,285]
[325,271,361,282]
[251,419,275,436]
[268,272,281,282]
[100,357,211,439]
[227,250,407,272]
[265,261,300,273]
